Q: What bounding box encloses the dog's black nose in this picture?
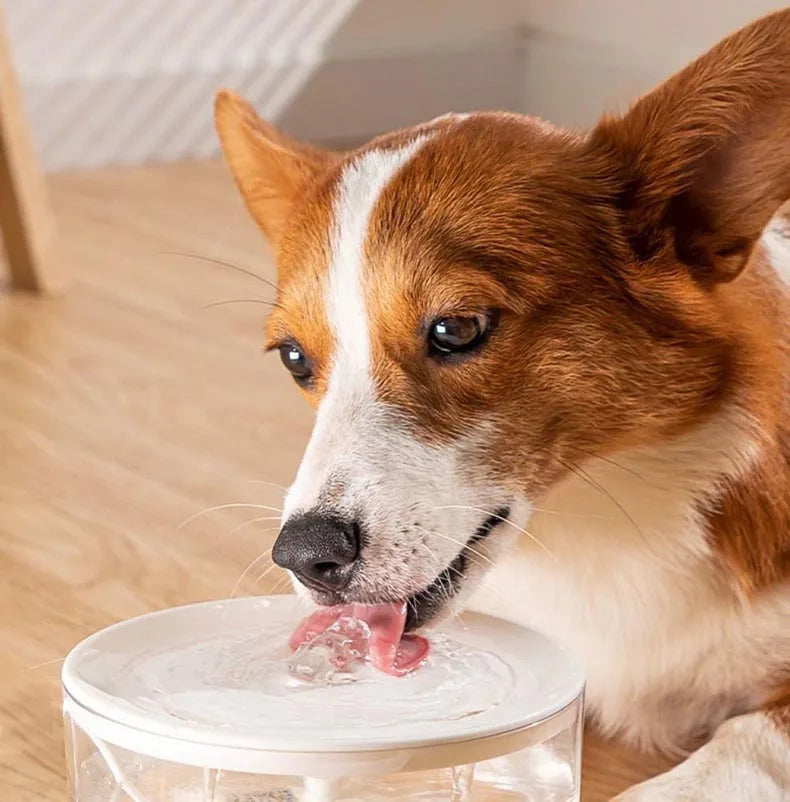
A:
[273,514,360,592]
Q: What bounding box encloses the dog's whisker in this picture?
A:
[243,479,290,493]
[415,540,443,571]
[225,515,283,538]
[440,580,465,627]
[416,542,445,584]
[249,560,283,592]
[413,524,493,570]
[405,595,418,620]
[433,503,611,520]
[229,547,274,598]
[161,251,279,291]
[559,459,647,546]
[430,505,556,559]
[502,520,557,560]
[415,542,458,617]
[571,446,654,485]
[415,542,465,628]
[202,298,281,311]
[270,575,293,596]
[180,503,284,528]
[427,573,457,613]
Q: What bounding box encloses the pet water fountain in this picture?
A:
[62,596,585,801]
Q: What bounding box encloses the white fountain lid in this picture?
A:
[62,596,584,776]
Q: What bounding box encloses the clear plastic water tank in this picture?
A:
[62,596,585,801]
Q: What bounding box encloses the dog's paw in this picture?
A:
[613,772,721,802]
[613,714,790,802]
[613,768,785,802]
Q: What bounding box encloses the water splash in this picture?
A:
[288,617,369,685]
[450,764,474,801]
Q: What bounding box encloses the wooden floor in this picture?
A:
[0,161,672,801]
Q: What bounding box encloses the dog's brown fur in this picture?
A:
[216,9,790,798]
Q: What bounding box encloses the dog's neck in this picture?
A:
[528,405,761,572]
[469,404,790,752]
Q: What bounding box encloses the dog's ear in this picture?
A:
[589,10,790,283]
[214,90,333,246]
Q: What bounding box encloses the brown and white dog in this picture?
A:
[215,10,790,800]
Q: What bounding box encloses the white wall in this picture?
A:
[5,0,785,170]
[6,0,364,169]
[6,0,524,170]
[519,1,785,128]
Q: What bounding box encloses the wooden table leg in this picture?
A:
[0,10,63,293]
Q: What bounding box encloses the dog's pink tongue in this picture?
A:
[289,602,429,676]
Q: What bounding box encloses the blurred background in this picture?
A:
[6,0,783,170]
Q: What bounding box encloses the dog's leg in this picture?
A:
[614,703,790,801]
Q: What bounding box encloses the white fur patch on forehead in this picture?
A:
[282,136,433,520]
[427,111,471,125]
[326,137,430,380]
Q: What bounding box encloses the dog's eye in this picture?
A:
[279,343,312,382]
[429,313,490,356]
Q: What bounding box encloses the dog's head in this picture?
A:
[215,12,790,629]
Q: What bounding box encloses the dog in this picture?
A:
[214,9,790,799]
